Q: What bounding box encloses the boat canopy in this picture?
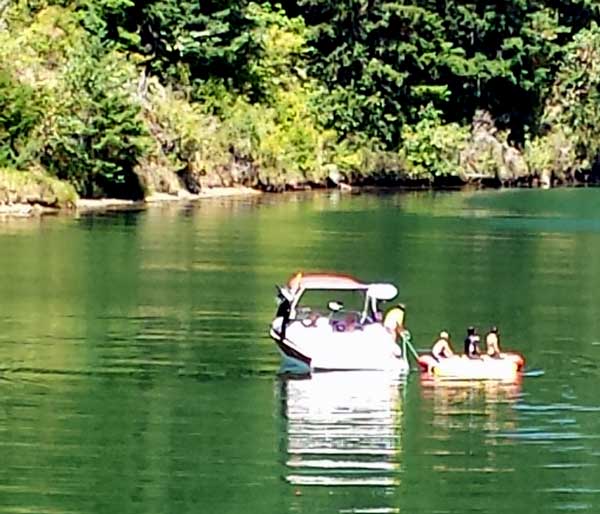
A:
[279,272,400,324]
[287,272,368,291]
[285,273,397,299]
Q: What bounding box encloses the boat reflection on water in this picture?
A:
[277,371,406,487]
[420,374,522,409]
[419,375,523,476]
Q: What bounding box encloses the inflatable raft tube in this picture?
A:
[417,353,525,380]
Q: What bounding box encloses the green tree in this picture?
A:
[0,70,41,168]
[282,0,585,147]
[542,23,600,175]
[77,0,262,96]
[41,38,149,198]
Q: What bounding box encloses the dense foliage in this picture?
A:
[1,0,600,200]
[40,38,149,199]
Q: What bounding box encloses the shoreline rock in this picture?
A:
[0,203,58,217]
[145,186,261,203]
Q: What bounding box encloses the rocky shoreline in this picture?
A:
[2,179,598,220]
[0,186,262,218]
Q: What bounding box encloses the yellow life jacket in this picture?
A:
[384,307,405,332]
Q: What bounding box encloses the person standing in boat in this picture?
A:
[384,303,405,333]
[464,326,481,358]
[485,326,502,358]
[431,330,454,361]
[384,303,411,343]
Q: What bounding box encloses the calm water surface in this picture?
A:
[1,188,600,513]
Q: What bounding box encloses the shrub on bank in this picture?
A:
[143,79,231,191]
[524,129,577,186]
[540,24,600,181]
[400,105,469,182]
[0,166,78,207]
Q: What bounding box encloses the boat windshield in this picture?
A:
[294,289,366,321]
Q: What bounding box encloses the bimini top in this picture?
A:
[287,272,368,291]
[285,272,398,301]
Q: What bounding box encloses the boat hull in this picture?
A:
[271,320,409,374]
[417,353,525,381]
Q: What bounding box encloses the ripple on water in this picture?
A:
[339,509,400,514]
[554,504,593,512]
[515,403,600,413]
[496,430,588,442]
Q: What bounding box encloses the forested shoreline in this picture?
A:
[1,0,600,206]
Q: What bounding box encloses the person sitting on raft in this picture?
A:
[464,326,481,359]
[485,326,501,358]
[431,330,454,361]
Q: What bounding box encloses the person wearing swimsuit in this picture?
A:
[485,326,501,358]
[464,326,481,359]
[431,330,454,361]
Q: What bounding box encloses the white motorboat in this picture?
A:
[269,272,409,374]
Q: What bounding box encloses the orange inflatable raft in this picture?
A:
[417,353,525,380]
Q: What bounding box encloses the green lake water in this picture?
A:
[1,188,600,513]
